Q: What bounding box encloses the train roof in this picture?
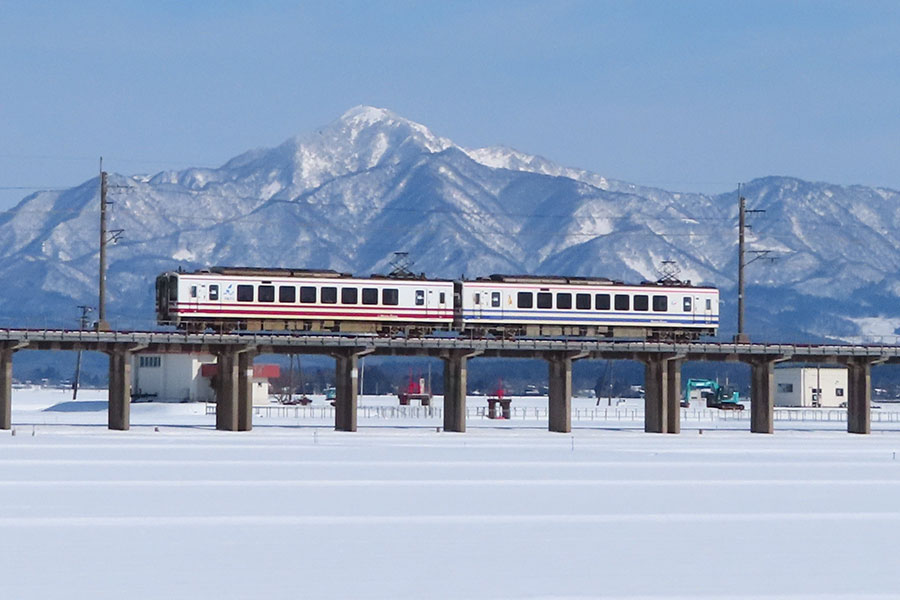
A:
[199,266,354,278]
[477,274,616,285]
[167,268,713,289]
[475,274,714,289]
[171,266,448,281]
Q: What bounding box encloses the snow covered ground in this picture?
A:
[4,388,900,599]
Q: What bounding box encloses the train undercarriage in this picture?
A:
[172,318,710,340]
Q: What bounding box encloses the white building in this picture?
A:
[774,365,848,408]
[132,353,278,405]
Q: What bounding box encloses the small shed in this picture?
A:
[774,365,848,408]
[132,353,278,404]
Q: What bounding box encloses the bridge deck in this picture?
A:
[2,328,898,361]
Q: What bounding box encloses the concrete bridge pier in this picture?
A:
[215,351,239,431]
[1,342,28,430]
[642,356,666,433]
[846,359,873,435]
[545,352,587,433]
[441,350,480,433]
[666,358,684,434]
[107,350,132,431]
[237,350,256,432]
[641,354,682,433]
[333,350,359,432]
[214,347,257,432]
[547,354,573,433]
[0,347,13,430]
[749,359,775,434]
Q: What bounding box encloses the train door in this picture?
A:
[703,296,713,323]
[415,289,426,320]
[188,283,200,313]
[156,274,176,323]
[473,290,484,319]
[426,289,434,318]
[208,283,220,309]
[688,295,698,324]
[490,290,503,321]
[437,288,448,320]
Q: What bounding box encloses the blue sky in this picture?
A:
[1,0,898,209]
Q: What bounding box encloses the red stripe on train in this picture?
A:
[172,307,453,319]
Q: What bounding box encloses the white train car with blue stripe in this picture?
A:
[457,275,718,340]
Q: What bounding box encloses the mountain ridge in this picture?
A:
[1,106,899,342]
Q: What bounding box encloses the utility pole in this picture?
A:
[735,183,769,343]
[96,158,125,331]
[736,187,747,342]
[73,305,94,399]
[97,159,109,331]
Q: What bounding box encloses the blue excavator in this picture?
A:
[681,378,744,410]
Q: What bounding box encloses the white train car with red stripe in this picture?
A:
[156,267,454,334]
[157,268,718,339]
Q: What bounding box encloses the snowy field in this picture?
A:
[4,389,900,599]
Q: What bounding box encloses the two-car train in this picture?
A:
[156,267,719,339]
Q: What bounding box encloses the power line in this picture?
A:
[0,205,869,245]
[3,185,743,223]
[0,186,71,191]
[0,152,218,168]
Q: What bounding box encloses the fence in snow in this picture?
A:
[206,404,900,423]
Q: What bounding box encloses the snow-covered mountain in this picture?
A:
[2,105,899,341]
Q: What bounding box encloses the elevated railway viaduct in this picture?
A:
[1,329,896,435]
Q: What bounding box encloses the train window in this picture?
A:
[190,286,198,298]
[362,288,378,305]
[491,292,501,308]
[321,287,337,304]
[614,294,629,311]
[341,288,358,304]
[440,292,446,304]
[474,293,481,305]
[209,285,219,301]
[237,285,253,302]
[416,290,425,306]
[634,295,648,311]
[258,285,275,303]
[279,286,296,303]
[300,286,316,303]
[537,292,552,309]
[383,288,399,305]
[596,294,611,310]
[556,293,572,309]
[576,293,591,310]
[706,299,712,310]
[652,295,667,312]
[517,292,533,309]
[683,297,692,312]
